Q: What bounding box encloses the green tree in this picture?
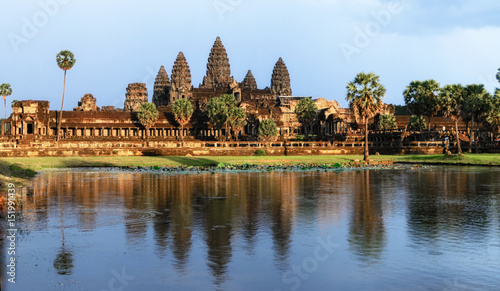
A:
[376,114,396,131]
[487,97,500,137]
[206,94,237,141]
[228,107,247,141]
[294,98,317,138]
[346,72,386,163]
[403,79,440,132]
[56,50,76,141]
[172,98,194,142]
[138,102,159,146]
[0,83,13,120]
[258,119,278,141]
[491,69,500,136]
[408,115,427,131]
[462,84,492,152]
[438,84,465,153]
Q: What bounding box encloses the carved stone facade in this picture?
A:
[74,94,100,112]
[124,83,148,112]
[5,100,49,136]
[152,66,170,107]
[241,70,257,90]
[168,52,192,104]
[271,57,292,96]
[201,36,233,89]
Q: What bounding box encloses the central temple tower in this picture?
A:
[200,37,234,89]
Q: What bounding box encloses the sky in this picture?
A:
[1,0,500,116]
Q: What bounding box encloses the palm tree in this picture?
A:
[138,102,159,146]
[294,98,317,138]
[172,98,194,142]
[462,84,492,153]
[403,79,440,133]
[258,119,278,141]
[56,50,76,141]
[438,84,465,153]
[206,94,237,141]
[0,83,13,119]
[228,107,247,141]
[346,72,386,163]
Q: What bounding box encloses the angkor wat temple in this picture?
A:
[2,37,473,156]
[2,37,371,142]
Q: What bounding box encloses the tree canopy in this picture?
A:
[346,72,386,121]
[228,106,247,140]
[258,119,278,141]
[438,84,465,153]
[294,98,317,137]
[403,79,440,131]
[56,50,76,71]
[138,102,159,130]
[172,98,194,126]
[0,83,13,97]
[408,115,427,131]
[206,94,239,140]
[377,114,396,131]
[172,98,194,142]
[462,84,492,152]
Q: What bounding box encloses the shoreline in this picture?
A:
[1,154,500,172]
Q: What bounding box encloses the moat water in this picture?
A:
[4,166,500,290]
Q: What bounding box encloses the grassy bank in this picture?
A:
[1,153,500,172]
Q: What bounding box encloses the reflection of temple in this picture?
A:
[1,37,392,142]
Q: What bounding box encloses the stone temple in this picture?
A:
[2,37,394,142]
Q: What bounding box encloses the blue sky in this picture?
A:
[1,0,500,115]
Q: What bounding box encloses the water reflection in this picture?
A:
[349,171,386,264]
[11,167,500,290]
[406,167,498,248]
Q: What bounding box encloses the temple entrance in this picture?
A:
[27,123,34,134]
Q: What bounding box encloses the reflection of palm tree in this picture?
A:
[348,171,386,264]
[54,203,73,275]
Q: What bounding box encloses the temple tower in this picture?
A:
[241,70,257,90]
[124,83,148,112]
[201,36,233,89]
[169,52,192,103]
[74,93,99,111]
[152,65,170,107]
[270,57,292,97]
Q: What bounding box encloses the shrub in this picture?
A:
[377,114,397,131]
[258,119,278,141]
[254,149,267,156]
[408,115,427,131]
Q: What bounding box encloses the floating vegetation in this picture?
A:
[105,161,412,176]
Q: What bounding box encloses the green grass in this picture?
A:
[1,153,500,172]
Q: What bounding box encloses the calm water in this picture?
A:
[3,166,500,290]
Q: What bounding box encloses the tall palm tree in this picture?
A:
[56,50,76,141]
[0,83,13,119]
[172,98,194,142]
[294,98,317,138]
[403,79,440,133]
[346,72,386,163]
[438,84,465,153]
[138,102,159,147]
[462,84,492,153]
